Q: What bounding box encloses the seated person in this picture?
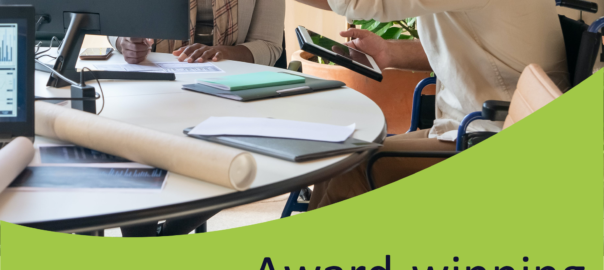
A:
[110,0,284,66]
[294,0,571,209]
[112,0,285,237]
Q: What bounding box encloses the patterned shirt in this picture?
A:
[195,0,214,45]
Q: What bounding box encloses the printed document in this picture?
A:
[94,62,224,74]
[8,144,168,193]
[189,117,356,143]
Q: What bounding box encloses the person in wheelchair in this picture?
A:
[294,0,571,209]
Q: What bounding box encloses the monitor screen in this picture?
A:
[307,30,374,69]
[0,18,27,123]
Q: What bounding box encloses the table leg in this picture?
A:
[76,230,104,237]
[195,223,207,233]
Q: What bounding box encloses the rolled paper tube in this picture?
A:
[0,137,35,194]
[35,102,257,191]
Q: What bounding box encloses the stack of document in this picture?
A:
[196,72,306,91]
[182,74,346,102]
[186,117,381,162]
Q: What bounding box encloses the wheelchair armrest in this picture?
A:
[365,151,458,191]
[408,76,437,133]
[482,100,511,122]
[556,0,598,13]
[288,60,302,73]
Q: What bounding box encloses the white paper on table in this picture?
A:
[154,62,225,74]
[93,62,164,72]
[189,117,356,143]
[92,62,224,74]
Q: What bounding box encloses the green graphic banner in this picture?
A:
[1,70,602,270]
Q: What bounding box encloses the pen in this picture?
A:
[276,86,312,96]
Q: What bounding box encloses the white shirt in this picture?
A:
[328,0,570,140]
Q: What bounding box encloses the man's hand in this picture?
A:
[340,29,392,70]
[117,37,153,64]
[173,44,226,63]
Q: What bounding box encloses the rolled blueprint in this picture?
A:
[0,137,35,193]
[35,102,257,191]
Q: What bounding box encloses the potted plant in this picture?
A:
[292,18,434,134]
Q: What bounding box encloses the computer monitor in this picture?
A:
[0,5,35,142]
[0,0,190,87]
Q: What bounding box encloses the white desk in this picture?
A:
[0,51,386,233]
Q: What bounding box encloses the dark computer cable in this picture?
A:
[35,15,49,31]
[35,36,62,60]
[34,59,106,115]
[81,67,105,115]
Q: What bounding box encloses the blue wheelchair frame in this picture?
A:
[407,76,437,133]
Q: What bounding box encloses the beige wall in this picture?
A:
[284,0,347,62]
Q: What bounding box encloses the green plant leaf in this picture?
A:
[381,27,403,40]
[317,56,325,65]
[398,34,414,40]
[373,22,394,36]
[408,29,419,39]
[353,20,372,25]
[361,20,379,31]
[406,17,417,28]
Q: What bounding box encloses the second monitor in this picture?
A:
[0,0,190,87]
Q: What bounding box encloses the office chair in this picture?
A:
[274,32,289,69]
[408,1,600,138]
[366,64,564,190]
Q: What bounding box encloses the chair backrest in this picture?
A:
[559,15,589,86]
[574,29,602,87]
[274,32,288,69]
[503,64,563,129]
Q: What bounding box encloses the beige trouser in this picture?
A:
[308,129,456,210]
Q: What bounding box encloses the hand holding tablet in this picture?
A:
[296,26,383,82]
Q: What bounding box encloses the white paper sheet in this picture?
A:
[93,62,164,72]
[189,117,356,142]
[93,62,224,74]
[155,62,224,73]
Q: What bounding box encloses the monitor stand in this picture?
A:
[41,13,175,88]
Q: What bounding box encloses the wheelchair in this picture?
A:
[281,0,603,217]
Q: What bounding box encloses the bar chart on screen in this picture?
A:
[0,24,17,64]
[0,23,17,117]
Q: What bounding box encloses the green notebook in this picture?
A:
[196,71,306,91]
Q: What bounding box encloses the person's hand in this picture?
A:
[173,44,226,63]
[117,37,153,64]
[339,29,391,69]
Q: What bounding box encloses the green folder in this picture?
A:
[196,71,306,91]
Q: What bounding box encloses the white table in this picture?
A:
[0,51,386,233]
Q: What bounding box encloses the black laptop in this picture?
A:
[0,5,35,148]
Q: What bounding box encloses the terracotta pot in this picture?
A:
[292,50,435,134]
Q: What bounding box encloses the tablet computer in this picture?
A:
[296,26,383,82]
